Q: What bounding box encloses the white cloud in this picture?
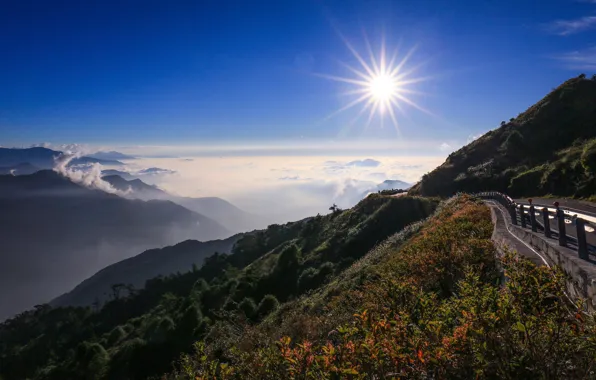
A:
[53,154,128,195]
[118,155,444,221]
[439,142,452,152]
[548,16,596,36]
[346,158,381,167]
[467,131,487,143]
[552,47,596,70]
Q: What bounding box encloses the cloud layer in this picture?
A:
[118,155,443,223]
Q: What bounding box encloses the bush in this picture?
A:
[581,139,596,176]
[107,326,127,346]
[238,297,257,319]
[297,262,334,293]
[168,196,596,380]
[256,294,279,319]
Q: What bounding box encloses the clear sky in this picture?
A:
[1,0,595,151]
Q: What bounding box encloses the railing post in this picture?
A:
[542,207,551,238]
[510,204,518,225]
[520,204,526,228]
[529,199,537,232]
[576,217,589,260]
[555,202,567,247]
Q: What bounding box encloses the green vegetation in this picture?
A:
[410,76,596,198]
[167,196,596,379]
[0,195,436,380]
[4,193,594,379]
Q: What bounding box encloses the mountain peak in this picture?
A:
[410,76,596,197]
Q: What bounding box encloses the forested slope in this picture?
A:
[0,195,436,380]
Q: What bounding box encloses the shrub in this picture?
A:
[256,294,279,319]
[167,196,596,379]
[581,139,596,176]
[238,298,257,319]
[107,326,127,346]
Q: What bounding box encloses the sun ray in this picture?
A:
[336,30,376,78]
[317,32,430,134]
[394,92,434,116]
[312,73,370,86]
[321,92,371,121]
[390,46,418,77]
[362,28,380,74]
[336,60,372,82]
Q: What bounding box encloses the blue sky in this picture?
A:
[1,0,595,151]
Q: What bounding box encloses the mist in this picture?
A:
[53,153,129,195]
[113,154,444,223]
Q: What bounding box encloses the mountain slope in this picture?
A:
[0,171,230,320]
[0,194,437,380]
[103,174,265,232]
[410,76,596,197]
[51,236,241,308]
[0,162,40,175]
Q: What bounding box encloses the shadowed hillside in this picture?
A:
[51,236,242,309]
[410,76,596,198]
[0,171,230,320]
[0,195,437,380]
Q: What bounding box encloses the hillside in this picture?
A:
[103,174,266,233]
[164,195,596,379]
[0,194,437,380]
[51,236,241,308]
[0,162,40,175]
[0,171,230,320]
[410,76,596,198]
[2,195,594,379]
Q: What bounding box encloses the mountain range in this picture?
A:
[0,170,231,320]
[88,151,136,161]
[102,174,268,233]
[0,147,123,169]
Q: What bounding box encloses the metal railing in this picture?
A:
[476,192,595,262]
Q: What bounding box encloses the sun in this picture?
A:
[316,34,430,131]
[369,74,396,100]
[369,74,398,112]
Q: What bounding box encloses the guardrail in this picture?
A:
[476,192,595,262]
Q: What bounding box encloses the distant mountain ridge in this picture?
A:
[103,174,267,233]
[0,162,40,176]
[51,235,241,308]
[88,151,136,160]
[0,147,122,172]
[0,170,231,320]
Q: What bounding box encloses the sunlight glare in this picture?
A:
[369,74,396,101]
[317,33,430,132]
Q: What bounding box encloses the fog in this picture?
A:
[109,154,444,223]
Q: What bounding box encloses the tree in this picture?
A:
[501,121,506,126]
[329,203,342,213]
[592,74,596,81]
[238,297,257,319]
[579,73,586,79]
[256,294,279,319]
[275,244,300,273]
